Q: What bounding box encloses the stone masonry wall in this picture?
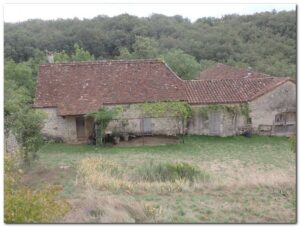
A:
[5,130,21,154]
[187,105,247,136]
[105,104,183,136]
[39,108,77,142]
[222,111,247,136]
[249,81,296,135]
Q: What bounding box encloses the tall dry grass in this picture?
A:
[76,157,295,194]
[76,157,191,194]
[62,191,161,223]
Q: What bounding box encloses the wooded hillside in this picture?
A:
[5,10,296,78]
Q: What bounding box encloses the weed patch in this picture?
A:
[135,160,209,183]
[77,157,199,194]
[4,155,70,223]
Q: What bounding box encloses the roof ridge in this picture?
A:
[163,62,185,82]
[198,63,278,79]
[40,58,163,67]
[188,76,286,82]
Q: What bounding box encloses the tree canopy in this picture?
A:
[4,11,296,78]
[54,43,95,62]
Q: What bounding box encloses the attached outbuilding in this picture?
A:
[185,76,296,136]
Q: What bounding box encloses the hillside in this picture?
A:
[4,10,296,78]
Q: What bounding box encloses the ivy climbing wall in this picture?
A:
[187,104,247,136]
[104,103,185,136]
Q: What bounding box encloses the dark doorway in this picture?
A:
[76,117,85,139]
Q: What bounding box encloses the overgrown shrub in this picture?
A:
[11,108,45,163]
[135,161,209,183]
[4,155,70,223]
[86,107,123,146]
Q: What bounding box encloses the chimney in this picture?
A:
[246,67,252,77]
[46,50,54,63]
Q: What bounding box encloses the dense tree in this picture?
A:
[54,43,95,62]
[116,47,135,60]
[4,78,45,162]
[4,10,296,78]
[162,49,201,80]
[4,60,35,96]
[131,36,160,59]
[4,54,46,162]
[4,80,31,127]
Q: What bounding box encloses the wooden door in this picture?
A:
[209,111,222,135]
[143,118,152,134]
[76,117,85,139]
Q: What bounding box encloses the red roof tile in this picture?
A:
[34,59,186,116]
[34,59,293,115]
[198,63,270,80]
[185,77,290,105]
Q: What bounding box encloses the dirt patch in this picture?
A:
[198,159,295,189]
[115,136,179,147]
[21,165,76,188]
[61,192,160,223]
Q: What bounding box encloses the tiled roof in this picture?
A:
[34,59,293,115]
[185,77,290,105]
[34,59,186,116]
[197,63,270,80]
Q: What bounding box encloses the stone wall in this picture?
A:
[249,81,296,136]
[187,105,247,136]
[105,104,184,136]
[222,111,247,136]
[39,108,77,142]
[39,105,184,143]
[5,130,21,154]
[39,82,296,143]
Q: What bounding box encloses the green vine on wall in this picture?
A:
[86,106,123,146]
[138,101,192,119]
[239,103,250,118]
[86,102,249,146]
[193,103,250,118]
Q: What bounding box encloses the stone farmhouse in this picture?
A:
[33,59,296,143]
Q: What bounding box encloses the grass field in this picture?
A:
[22,135,296,223]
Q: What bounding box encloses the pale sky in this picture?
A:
[4,3,296,23]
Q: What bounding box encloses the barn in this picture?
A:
[33,60,296,143]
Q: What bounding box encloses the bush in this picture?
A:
[4,155,70,223]
[5,185,70,223]
[136,161,209,183]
